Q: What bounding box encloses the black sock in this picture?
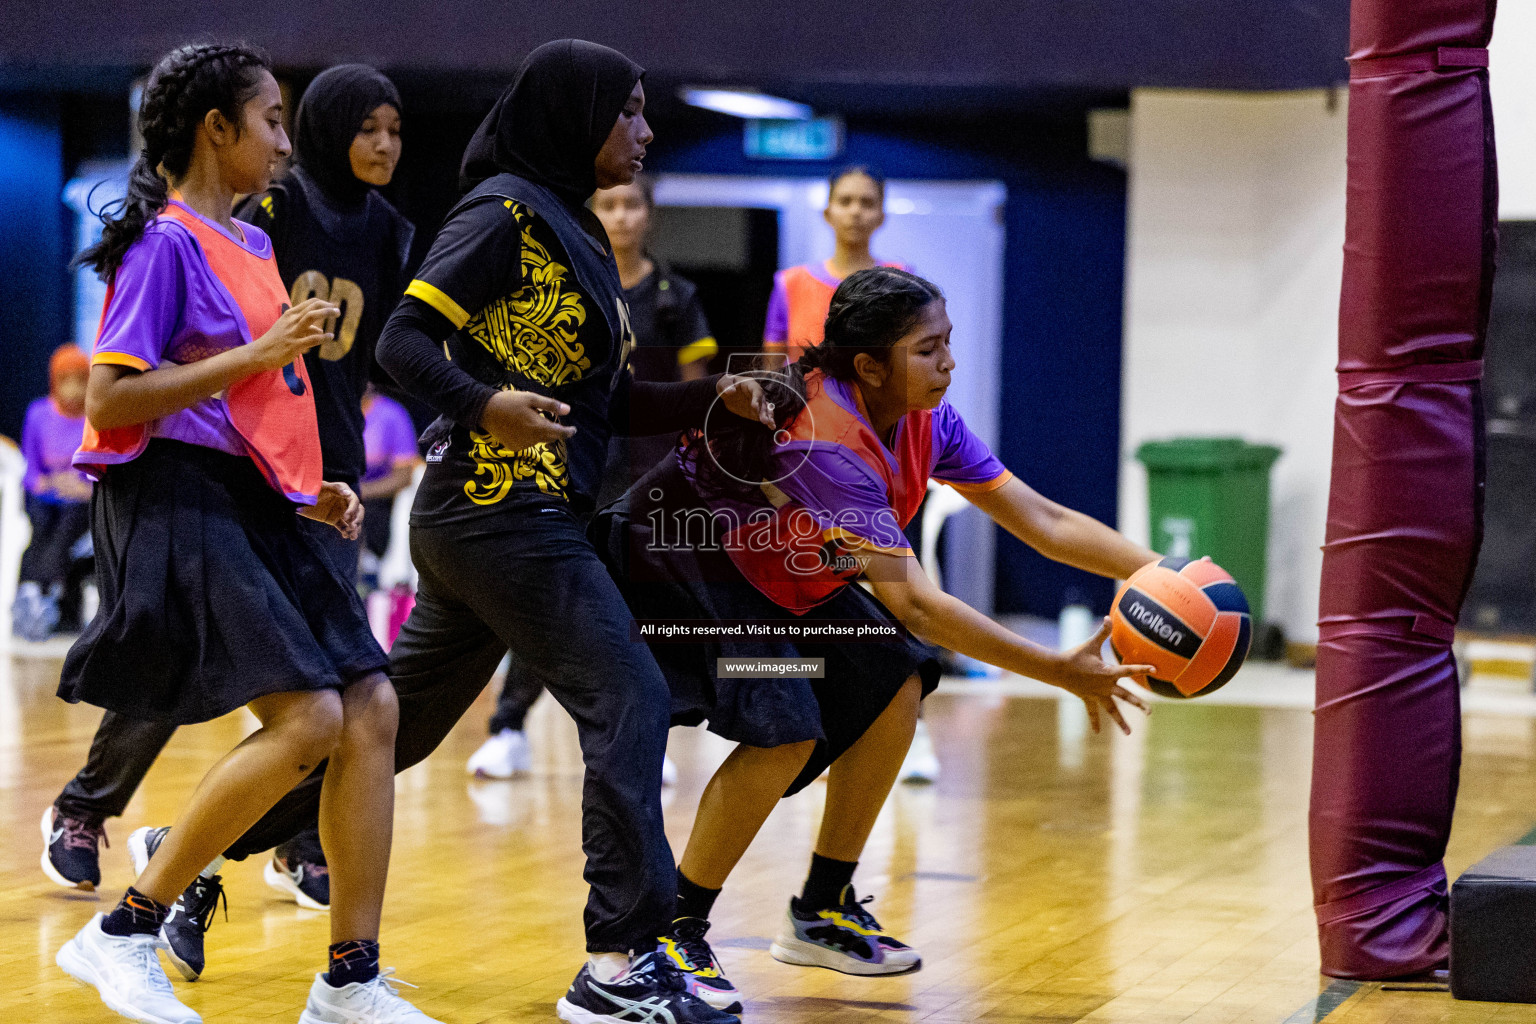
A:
[800,853,858,910]
[101,887,171,937]
[326,939,380,988]
[676,871,722,922]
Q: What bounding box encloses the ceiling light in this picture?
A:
[679,88,812,120]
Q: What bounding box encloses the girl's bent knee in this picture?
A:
[342,674,399,747]
[279,691,345,766]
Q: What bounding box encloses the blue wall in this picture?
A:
[647,116,1127,617]
[0,98,70,441]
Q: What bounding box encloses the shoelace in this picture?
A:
[629,954,688,994]
[666,920,717,973]
[672,937,716,973]
[182,874,228,933]
[359,968,419,1010]
[61,817,107,852]
[127,936,175,995]
[839,894,885,933]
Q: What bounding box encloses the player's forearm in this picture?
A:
[85,352,259,431]
[377,297,497,429]
[1030,506,1157,581]
[878,578,1069,685]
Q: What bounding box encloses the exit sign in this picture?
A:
[744,118,844,161]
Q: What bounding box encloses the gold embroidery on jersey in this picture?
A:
[464,396,569,505]
[462,206,586,504]
[464,207,590,387]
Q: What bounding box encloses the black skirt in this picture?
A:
[58,440,388,724]
[592,459,942,796]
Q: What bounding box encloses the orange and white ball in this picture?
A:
[1109,557,1251,699]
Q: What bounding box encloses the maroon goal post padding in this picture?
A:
[1310,0,1498,981]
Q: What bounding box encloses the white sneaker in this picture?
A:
[661,754,678,788]
[297,969,441,1023]
[466,728,531,779]
[899,719,940,784]
[56,914,201,1024]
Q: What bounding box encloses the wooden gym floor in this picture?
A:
[8,651,1536,1024]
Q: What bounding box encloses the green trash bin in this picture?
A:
[1135,437,1281,625]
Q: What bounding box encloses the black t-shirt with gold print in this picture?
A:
[404,194,635,521]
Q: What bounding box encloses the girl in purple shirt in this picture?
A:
[13,345,92,639]
[51,42,436,1024]
[600,268,1160,1005]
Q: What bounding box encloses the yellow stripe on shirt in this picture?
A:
[676,336,719,366]
[823,527,913,556]
[92,352,152,372]
[405,279,471,330]
[940,470,1014,495]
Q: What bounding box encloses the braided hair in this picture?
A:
[685,266,943,497]
[79,42,271,282]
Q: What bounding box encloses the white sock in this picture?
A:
[200,855,226,879]
[588,952,630,983]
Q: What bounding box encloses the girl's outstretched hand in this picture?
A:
[717,374,777,429]
[1051,617,1154,735]
[299,480,364,540]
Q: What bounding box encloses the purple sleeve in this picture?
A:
[775,447,912,553]
[763,272,789,344]
[20,401,44,494]
[382,401,418,460]
[930,401,1011,492]
[94,228,186,371]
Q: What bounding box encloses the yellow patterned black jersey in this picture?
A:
[404,193,635,521]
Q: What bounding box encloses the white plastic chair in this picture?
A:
[0,438,31,644]
[918,479,970,589]
[378,463,423,592]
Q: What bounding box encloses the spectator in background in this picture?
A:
[358,385,421,567]
[763,165,910,364]
[593,174,717,500]
[760,167,940,783]
[14,345,93,641]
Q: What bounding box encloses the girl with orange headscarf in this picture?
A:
[13,345,92,640]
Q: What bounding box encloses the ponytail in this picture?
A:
[685,266,943,497]
[79,42,270,282]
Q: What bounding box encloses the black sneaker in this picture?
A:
[40,805,106,890]
[769,885,922,976]
[127,826,226,981]
[265,836,330,910]
[658,917,743,1013]
[556,951,740,1023]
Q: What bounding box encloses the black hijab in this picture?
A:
[294,64,402,205]
[459,39,644,207]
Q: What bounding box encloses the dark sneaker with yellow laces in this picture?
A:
[128,826,226,981]
[658,917,743,1014]
[769,886,922,976]
[556,951,739,1024]
[41,805,106,890]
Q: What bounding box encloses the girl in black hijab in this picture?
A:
[242,62,416,532]
[218,39,766,1024]
[376,41,768,1023]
